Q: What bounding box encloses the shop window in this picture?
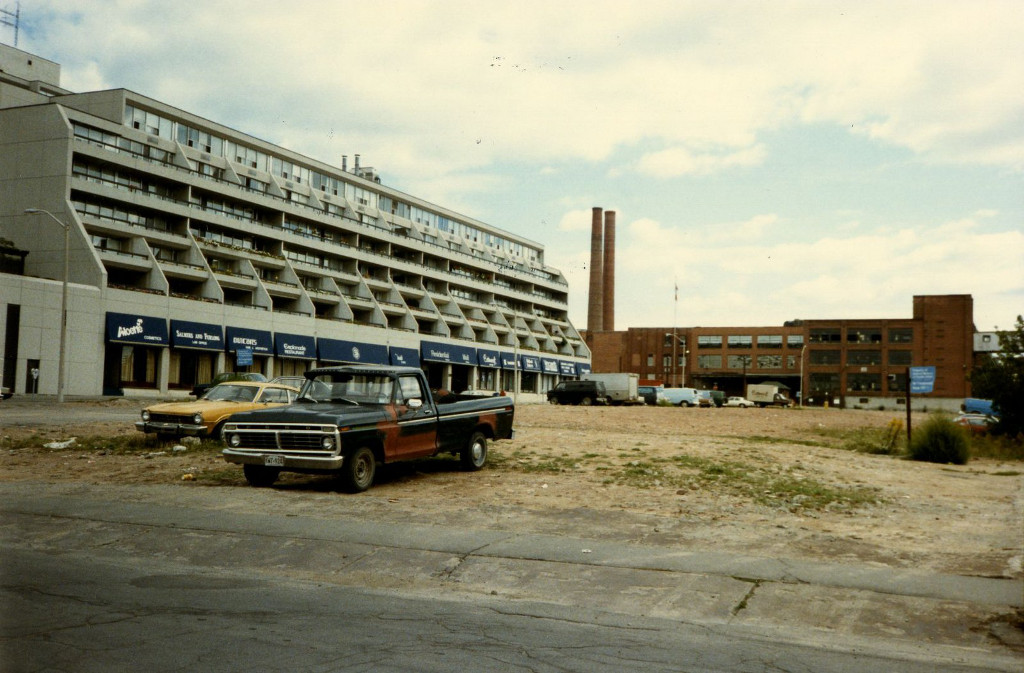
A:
[888,350,912,366]
[809,350,841,365]
[847,373,881,392]
[809,328,841,344]
[847,350,881,366]
[889,328,913,344]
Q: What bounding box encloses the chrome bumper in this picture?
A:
[222,448,345,471]
[135,421,207,436]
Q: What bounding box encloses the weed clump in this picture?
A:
[908,416,970,465]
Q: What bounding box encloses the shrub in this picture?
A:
[908,416,970,465]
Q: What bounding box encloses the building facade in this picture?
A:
[586,294,976,410]
[0,44,590,399]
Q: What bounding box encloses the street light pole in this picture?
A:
[24,208,69,403]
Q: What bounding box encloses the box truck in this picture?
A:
[582,372,641,405]
[746,384,793,408]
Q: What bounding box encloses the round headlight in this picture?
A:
[321,436,335,450]
[192,412,204,425]
[228,433,242,448]
[141,410,150,422]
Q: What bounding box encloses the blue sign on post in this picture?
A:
[909,366,936,394]
[236,348,253,366]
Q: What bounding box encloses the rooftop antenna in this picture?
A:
[0,1,20,46]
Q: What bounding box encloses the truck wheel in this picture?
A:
[460,431,488,471]
[580,396,593,406]
[243,464,280,488]
[339,445,376,493]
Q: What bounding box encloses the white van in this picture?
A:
[661,387,700,407]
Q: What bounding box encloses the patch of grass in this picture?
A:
[969,434,1024,461]
[3,432,225,456]
[814,420,905,456]
[728,435,829,448]
[608,453,882,512]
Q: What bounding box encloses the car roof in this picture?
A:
[211,380,299,391]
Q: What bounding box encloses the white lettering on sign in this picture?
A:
[117,319,145,339]
[283,342,307,356]
[235,338,258,346]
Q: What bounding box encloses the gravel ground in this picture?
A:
[2,399,1022,580]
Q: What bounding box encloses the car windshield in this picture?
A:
[299,373,394,405]
[204,384,258,403]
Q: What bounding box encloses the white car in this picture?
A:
[725,396,755,408]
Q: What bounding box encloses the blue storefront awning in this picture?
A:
[106,312,168,346]
[275,332,316,359]
[170,320,223,351]
[389,346,420,367]
[477,348,500,369]
[520,354,541,372]
[225,326,272,354]
[559,360,578,376]
[318,338,388,365]
[499,351,518,370]
[421,340,476,365]
[576,362,592,376]
[541,357,560,375]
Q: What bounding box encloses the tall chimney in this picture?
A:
[587,207,604,333]
[602,210,616,332]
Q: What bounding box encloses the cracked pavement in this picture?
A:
[1,482,1021,671]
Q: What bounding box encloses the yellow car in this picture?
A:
[136,381,299,439]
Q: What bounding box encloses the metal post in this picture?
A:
[24,208,69,403]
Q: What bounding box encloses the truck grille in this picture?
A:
[224,423,338,453]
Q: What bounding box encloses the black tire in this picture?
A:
[339,445,376,493]
[580,396,593,406]
[243,464,280,488]
[461,431,488,471]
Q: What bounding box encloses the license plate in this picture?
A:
[264,454,285,467]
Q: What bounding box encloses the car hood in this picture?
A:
[144,399,245,415]
[224,403,389,427]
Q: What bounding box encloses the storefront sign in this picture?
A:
[576,362,592,376]
[106,312,168,345]
[519,354,541,372]
[541,358,560,374]
[420,340,476,365]
[170,320,223,351]
[477,349,500,368]
[318,338,388,365]
[559,360,577,376]
[389,346,420,367]
[225,326,272,354]
[499,351,518,370]
[275,332,315,359]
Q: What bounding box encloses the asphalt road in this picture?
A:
[2,545,1009,673]
[1,483,1020,672]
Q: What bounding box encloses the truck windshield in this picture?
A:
[299,373,395,405]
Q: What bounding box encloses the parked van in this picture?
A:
[547,380,609,406]
[661,387,700,407]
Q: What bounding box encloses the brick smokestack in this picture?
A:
[602,210,616,332]
[587,207,604,333]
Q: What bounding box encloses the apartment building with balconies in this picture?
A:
[0,44,589,398]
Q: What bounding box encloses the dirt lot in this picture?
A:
[2,402,1022,580]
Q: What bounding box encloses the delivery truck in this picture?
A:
[746,383,793,408]
[582,372,642,405]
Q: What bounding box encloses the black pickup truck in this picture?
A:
[221,365,515,492]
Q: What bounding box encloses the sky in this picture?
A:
[7,0,1023,332]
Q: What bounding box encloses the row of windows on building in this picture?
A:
[645,350,913,371]
[120,106,535,262]
[687,328,913,350]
